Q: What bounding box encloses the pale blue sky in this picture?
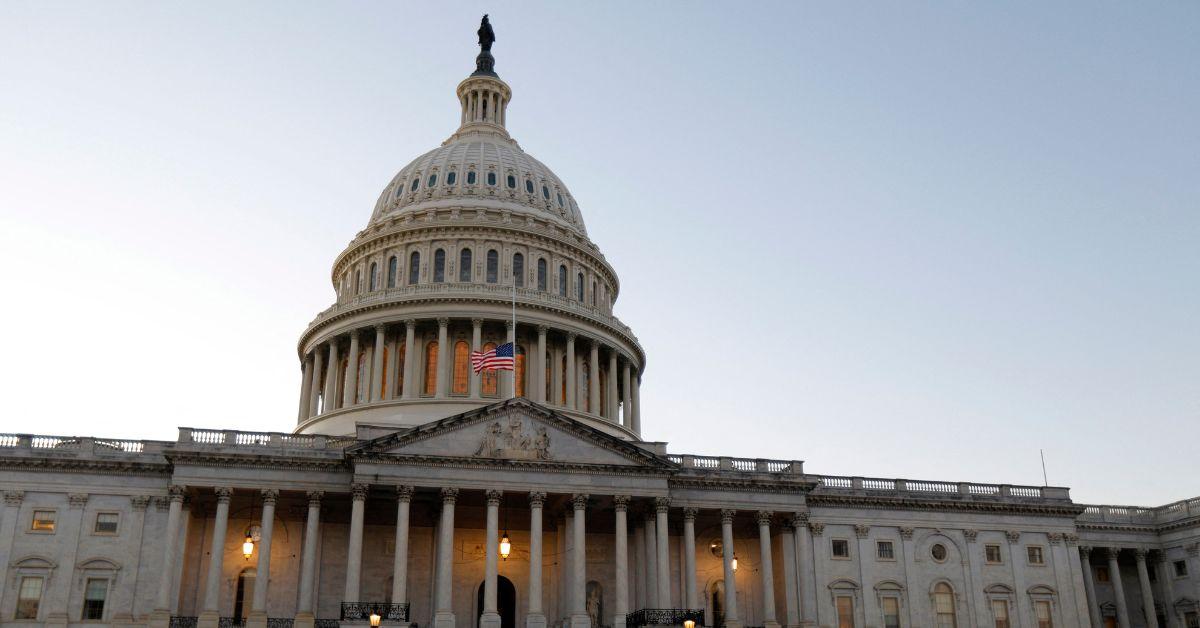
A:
[1,2,1196,505]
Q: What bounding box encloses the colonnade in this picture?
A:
[1079,546,1173,628]
[297,318,642,432]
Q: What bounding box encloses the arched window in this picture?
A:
[387,256,398,288]
[433,249,446,283]
[506,174,517,189]
[369,262,378,291]
[423,341,438,396]
[558,265,568,296]
[410,178,419,191]
[557,192,564,207]
[933,583,957,628]
[459,249,473,282]
[427,174,437,187]
[452,341,470,395]
[576,273,584,301]
[336,355,348,409]
[481,342,498,396]
[467,171,477,185]
[356,351,369,403]
[354,270,362,295]
[486,250,498,283]
[542,185,550,200]
[537,259,547,291]
[408,252,420,285]
[446,171,457,185]
[487,172,496,186]
[591,281,597,306]
[395,341,405,397]
[515,345,527,397]
[525,179,534,194]
[513,253,525,287]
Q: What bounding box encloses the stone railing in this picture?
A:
[177,428,359,451]
[0,433,165,455]
[666,454,804,475]
[308,283,640,343]
[1078,497,1200,525]
[811,475,1073,501]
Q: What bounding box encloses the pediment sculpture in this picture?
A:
[473,416,551,460]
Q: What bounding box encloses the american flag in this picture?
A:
[471,342,515,373]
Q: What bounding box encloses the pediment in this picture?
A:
[348,398,674,470]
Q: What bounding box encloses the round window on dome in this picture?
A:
[507,174,516,189]
[487,172,496,186]
[446,171,456,185]
[525,179,534,194]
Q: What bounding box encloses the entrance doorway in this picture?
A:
[476,576,517,628]
[233,568,256,620]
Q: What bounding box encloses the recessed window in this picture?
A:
[427,174,437,187]
[467,171,477,185]
[407,251,420,285]
[1027,546,1045,565]
[985,544,1003,564]
[537,258,547,291]
[1095,565,1110,582]
[1175,560,1189,578]
[506,174,516,189]
[931,543,948,562]
[883,597,900,628]
[831,539,850,559]
[991,600,1009,628]
[486,250,498,284]
[82,578,108,620]
[877,540,895,560]
[933,583,957,626]
[558,265,567,297]
[542,185,550,200]
[387,256,398,288]
[31,510,55,533]
[486,171,497,186]
[94,513,119,535]
[433,249,445,283]
[410,178,419,191]
[557,192,564,207]
[1034,600,1052,628]
[446,171,457,185]
[836,596,854,627]
[513,253,525,287]
[459,249,473,282]
[369,262,378,291]
[16,576,43,619]
[525,178,534,194]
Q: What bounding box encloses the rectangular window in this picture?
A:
[832,539,850,559]
[836,595,855,628]
[985,544,1003,564]
[1096,566,1110,582]
[1184,611,1198,628]
[31,510,56,532]
[1034,600,1052,628]
[882,597,900,628]
[1176,560,1190,578]
[15,576,43,619]
[991,600,1009,628]
[1027,546,1044,565]
[82,578,108,620]
[877,540,895,560]
[94,512,119,535]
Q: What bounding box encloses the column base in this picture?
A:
[111,612,137,626]
[293,611,315,628]
[246,610,269,628]
[435,611,457,628]
[148,610,172,628]
[526,613,547,628]
[763,621,781,628]
[199,610,222,628]
[721,620,743,628]
[481,611,502,628]
[569,613,592,628]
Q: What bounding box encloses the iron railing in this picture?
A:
[626,609,704,628]
[341,602,410,622]
[314,621,341,628]
[170,618,198,628]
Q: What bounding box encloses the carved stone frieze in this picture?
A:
[808,521,825,536]
[472,416,551,461]
[4,490,24,506]
[854,524,870,538]
[899,526,915,540]
[1005,530,1021,544]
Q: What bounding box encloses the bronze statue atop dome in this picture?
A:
[473,15,498,76]
[478,15,495,53]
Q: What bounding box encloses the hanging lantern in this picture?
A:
[499,531,512,560]
[731,553,739,571]
[243,534,255,559]
[369,612,382,627]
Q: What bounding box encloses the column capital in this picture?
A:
[1103,547,1123,560]
[328,337,340,348]
[654,497,671,513]
[613,495,630,511]
[486,489,504,506]
[898,526,915,540]
[472,318,484,327]
[396,485,415,502]
[1047,532,1063,545]
[572,493,589,510]
[1064,533,1080,546]
[536,324,549,335]
[1133,548,1149,561]
[720,509,736,524]
[351,483,370,501]
[130,495,150,510]
[808,521,825,536]
[1005,530,1021,544]
[1080,545,1094,557]
[683,507,698,521]
[405,318,417,330]
[437,317,450,327]
[854,523,870,538]
[788,511,809,528]
[215,487,233,503]
[441,486,459,503]
[566,331,577,342]
[643,510,657,524]
[3,490,24,506]
[68,493,89,509]
[261,488,279,505]
[529,491,547,508]
[963,529,979,543]
[757,511,774,527]
[505,319,514,330]
[168,485,187,501]
[374,323,387,333]
[306,490,323,506]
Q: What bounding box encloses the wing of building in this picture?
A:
[1,19,1197,628]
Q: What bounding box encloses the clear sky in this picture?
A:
[1,2,1196,506]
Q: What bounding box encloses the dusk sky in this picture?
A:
[1,2,1196,506]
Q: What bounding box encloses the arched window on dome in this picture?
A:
[933,583,957,628]
[576,273,584,301]
[427,174,437,187]
[452,341,469,395]
[515,345,527,397]
[459,249,473,282]
[513,253,525,288]
[446,171,456,186]
[433,249,446,283]
[558,265,568,297]
[423,341,438,396]
[387,256,398,288]
[369,262,378,292]
[542,185,550,200]
[591,281,597,306]
[557,192,564,207]
[408,252,420,285]
[537,259,547,291]
[394,341,405,397]
[466,171,476,185]
[481,342,498,396]
[525,178,534,194]
[506,174,517,189]
[487,172,496,186]
[410,178,419,192]
[354,269,362,295]
[486,250,498,284]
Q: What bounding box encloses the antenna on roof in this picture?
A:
[1040,449,1049,486]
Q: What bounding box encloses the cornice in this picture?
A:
[0,457,169,477]
[354,452,674,479]
[166,450,349,473]
[669,475,818,495]
[807,493,1087,518]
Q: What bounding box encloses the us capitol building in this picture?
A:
[1,19,1197,628]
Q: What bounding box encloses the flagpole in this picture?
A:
[511,276,517,400]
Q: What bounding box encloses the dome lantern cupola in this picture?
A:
[453,14,512,142]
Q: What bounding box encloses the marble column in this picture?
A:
[633,521,646,610]
[153,486,186,615]
[392,487,414,612]
[323,339,340,410]
[1154,551,1178,628]
[470,319,483,398]
[571,494,589,628]
[631,375,641,433]
[199,488,233,628]
[403,320,417,399]
[655,498,671,608]
[527,492,547,628]
[757,512,779,628]
[308,348,324,417]
[344,483,368,602]
[435,488,459,628]
[793,514,816,626]
[298,355,313,421]
[721,510,741,628]
[1135,550,1160,628]
[607,351,618,421]
[613,496,630,628]
[644,512,659,608]
[535,326,548,403]
[372,325,387,401]
[436,318,449,398]
[779,521,800,628]
[621,362,632,428]
[344,330,361,407]
[565,333,577,409]
[1081,547,1104,628]
[588,341,600,413]
[482,490,503,628]
[0,492,24,617]
[385,333,399,400]
[1108,548,1132,628]
[683,508,699,609]
[295,491,322,627]
[248,489,279,628]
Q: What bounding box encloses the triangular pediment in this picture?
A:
[348,398,675,470]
